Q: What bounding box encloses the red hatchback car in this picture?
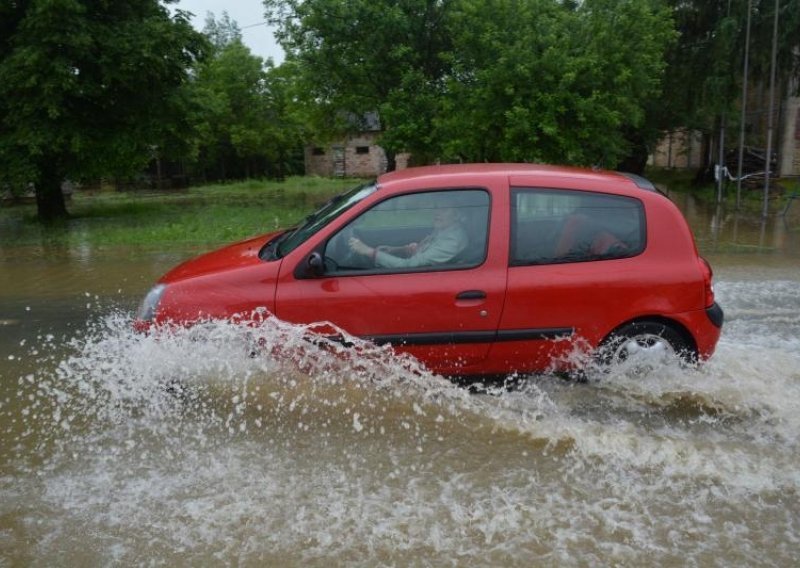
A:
[137,164,723,376]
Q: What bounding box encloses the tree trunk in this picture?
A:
[276,149,286,181]
[35,159,68,223]
[615,127,650,175]
[385,149,397,172]
[693,130,715,186]
[616,134,649,175]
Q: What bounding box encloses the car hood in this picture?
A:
[160,231,283,283]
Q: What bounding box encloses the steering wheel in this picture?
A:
[332,226,360,267]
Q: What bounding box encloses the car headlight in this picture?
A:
[137,284,167,322]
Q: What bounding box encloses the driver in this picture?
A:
[348,207,467,268]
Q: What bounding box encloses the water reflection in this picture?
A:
[666,190,800,261]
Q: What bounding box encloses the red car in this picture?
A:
[137,164,723,376]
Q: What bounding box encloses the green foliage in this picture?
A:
[659,0,800,133]
[193,40,270,169]
[203,10,243,52]
[189,14,306,181]
[438,0,674,165]
[0,0,208,222]
[266,0,674,168]
[265,0,454,162]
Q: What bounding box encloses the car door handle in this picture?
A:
[456,290,487,300]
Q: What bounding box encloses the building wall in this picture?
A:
[305,133,410,177]
[778,90,799,177]
[649,129,704,169]
[750,78,800,177]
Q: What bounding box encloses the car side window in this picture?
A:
[510,188,645,265]
[325,189,490,274]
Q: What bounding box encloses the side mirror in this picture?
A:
[293,248,328,280]
[306,252,325,278]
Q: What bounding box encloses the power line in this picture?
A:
[240,21,269,30]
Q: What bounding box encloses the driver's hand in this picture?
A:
[348,237,373,257]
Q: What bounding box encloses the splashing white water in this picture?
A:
[1,276,799,565]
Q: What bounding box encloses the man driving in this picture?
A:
[348,206,468,268]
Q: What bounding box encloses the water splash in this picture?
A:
[1,276,799,564]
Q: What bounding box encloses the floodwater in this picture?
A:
[1,194,799,565]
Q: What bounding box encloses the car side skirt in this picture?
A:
[363,328,574,347]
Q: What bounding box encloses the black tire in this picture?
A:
[598,321,695,372]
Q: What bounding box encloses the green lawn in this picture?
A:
[1,177,365,251]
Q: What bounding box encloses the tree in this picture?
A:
[265,0,674,169]
[0,0,206,222]
[655,0,800,175]
[439,0,674,166]
[265,0,453,170]
[260,61,308,179]
[193,39,268,179]
[203,10,243,52]
[191,13,305,180]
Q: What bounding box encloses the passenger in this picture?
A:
[348,207,467,268]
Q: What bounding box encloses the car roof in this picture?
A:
[377,163,657,192]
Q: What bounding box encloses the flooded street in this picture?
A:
[1,195,799,565]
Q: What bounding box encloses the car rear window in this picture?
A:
[510,188,645,265]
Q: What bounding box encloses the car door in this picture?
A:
[490,184,647,373]
[274,185,508,375]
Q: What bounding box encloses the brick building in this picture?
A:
[304,132,411,178]
[304,112,410,177]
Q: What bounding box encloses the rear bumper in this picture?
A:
[706,302,724,328]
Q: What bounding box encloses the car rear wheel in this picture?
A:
[598,321,695,374]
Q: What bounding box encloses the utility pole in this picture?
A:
[735,0,752,210]
[716,0,733,206]
[763,0,780,219]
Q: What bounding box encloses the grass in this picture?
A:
[1,176,365,252]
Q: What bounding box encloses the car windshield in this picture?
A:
[275,181,377,258]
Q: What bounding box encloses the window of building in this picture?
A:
[355,146,370,154]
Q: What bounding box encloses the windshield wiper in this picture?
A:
[302,193,345,226]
